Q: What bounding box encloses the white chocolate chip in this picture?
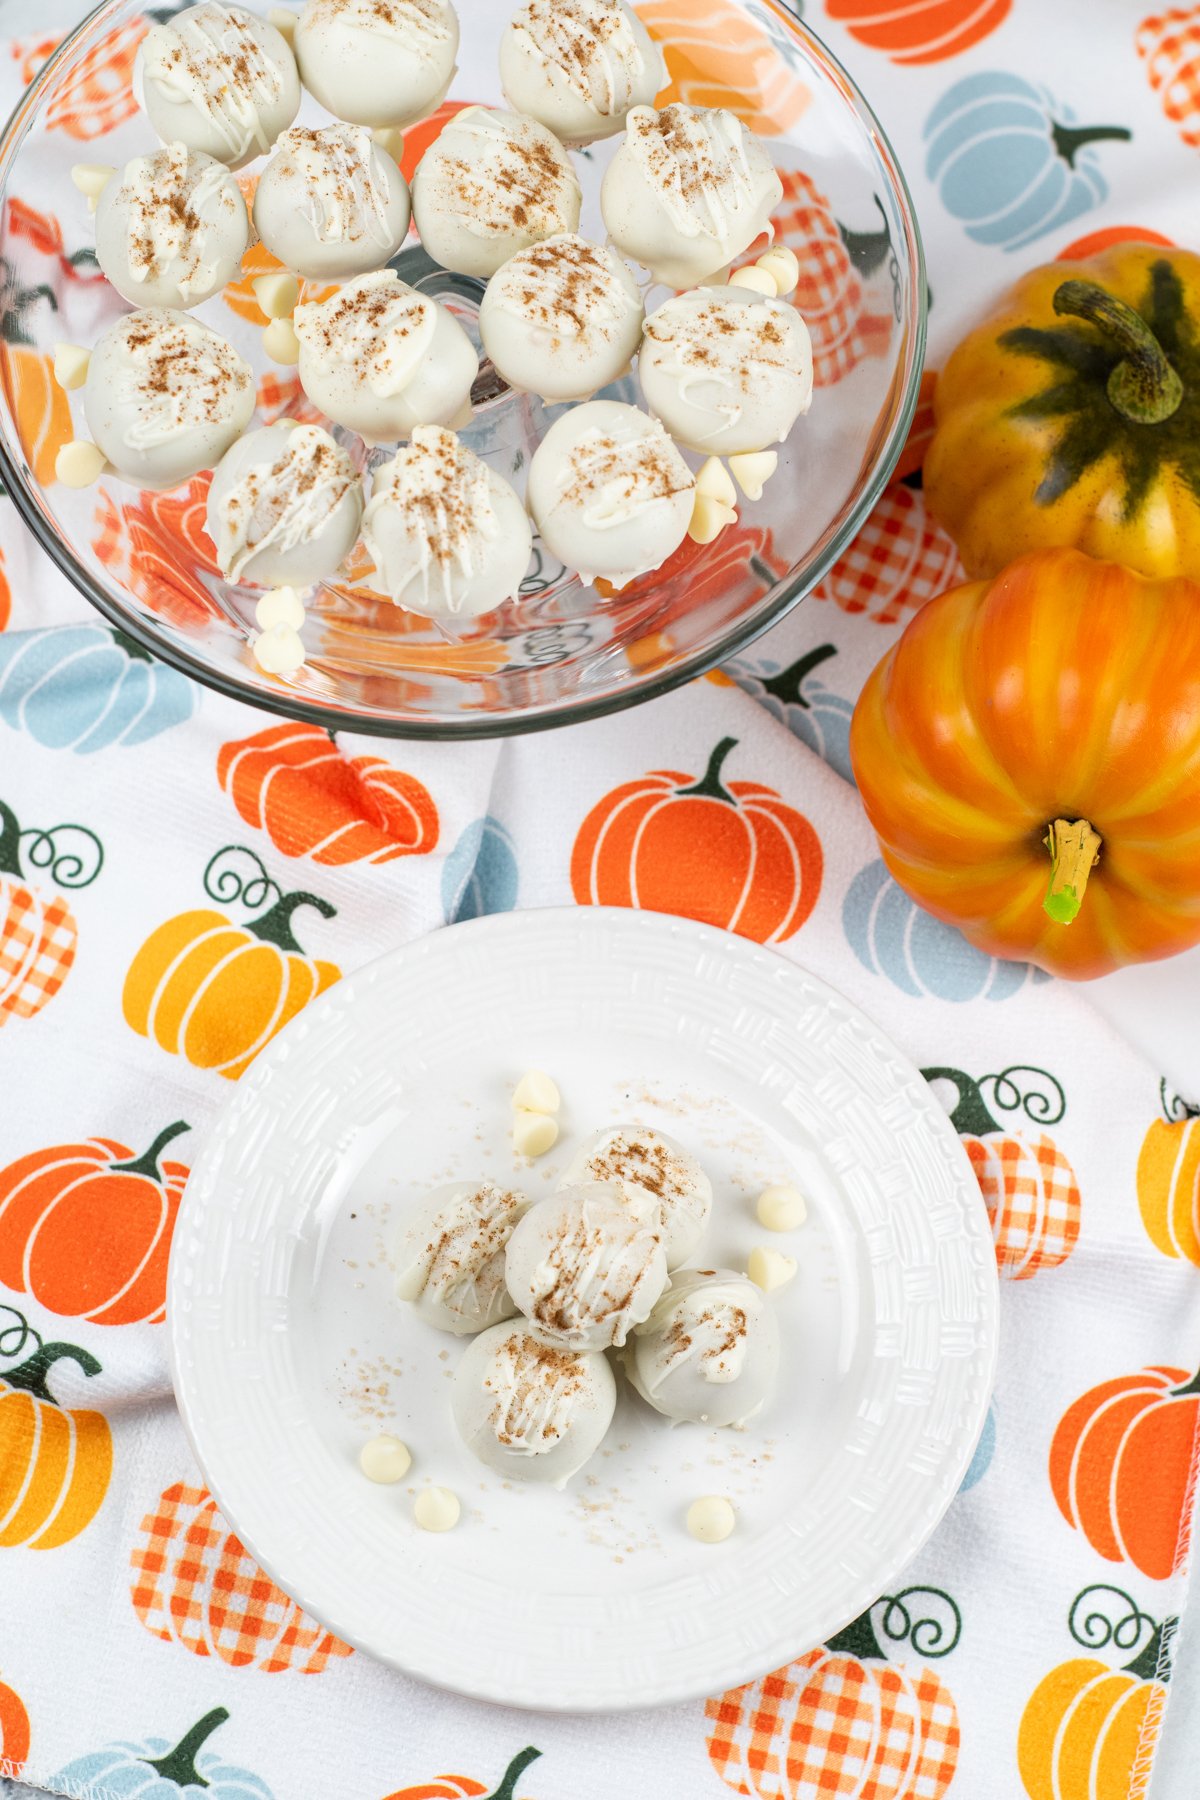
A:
[255,585,306,631]
[756,246,800,297]
[688,492,737,545]
[267,5,296,43]
[748,1245,797,1293]
[372,125,406,165]
[695,455,737,509]
[358,1433,411,1484]
[53,343,90,391]
[687,1495,736,1543]
[513,1070,560,1115]
[252,622,306,675]
[71,162,115,212]
[755,1183,807,1232]
[414,1486,460,1532]
[55,440,106,488]
[728,450,779,503]
[728,264,777,296]
[263,317,300,364]
[513,1110,559,1158]
[254,271,300,320]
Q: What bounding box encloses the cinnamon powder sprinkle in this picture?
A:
[484,1333,588,1447]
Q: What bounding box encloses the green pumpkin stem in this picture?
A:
[1171,1366,1200,1399]
[3,1340,101,1403]
[143,1706,230,1789]
[111,1120,191,1182]
[109,626,154,663]
[759,645,838,710]
[678,738,739,804]
[837,197,892,277]
[920,1067,999,1137]
[824,1605,885,1661]
[247,891,336,953]
[1050,122,1133,169]
[0,800,24,878]
[483,1747,542,1800]
[1043,818,1102,925]
[1124,1616,1177,1683]
[1053,279,1183,424]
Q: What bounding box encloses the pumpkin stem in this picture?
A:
[1171,1366,1200,1398]
[678,737,739,804]
[1050,121,1133,169]
[143,1706,229,1789]
[825,1605,886,1661]
[837,196,892,277]
[1052,280,1183,424]
[111,1120,191,1181]
[0,800,24,878]
[109,626,154,663]
[2,1339,101,1403]
[1043,818,1102,925]
[483,1746,542,1800]
[1124,1617,1177,1684]
[759,645,838,711]
[246,890,337,953]
[920,1067,999,1138]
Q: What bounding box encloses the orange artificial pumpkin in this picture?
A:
[826,0,1011,64]
[1049,1363,1199,1581]
[0,1122,189,1325]
[217,722,439,865]
[571,737,823,945]
[1137,1091,1200,1265]
[1137,7,1200,148]
[850,548,1200,979]
[130,1480,352,1672]
[0,1321,112,1548]
[382,1748,541,1800]
[1017,1586,1172,1800]
[636,0,810,132]
[707,1588,961,1800]
[0,1675,30,1779]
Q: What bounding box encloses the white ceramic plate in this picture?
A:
[168,908,998,1712]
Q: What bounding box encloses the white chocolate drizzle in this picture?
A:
[510,0,647,116]
[293,273,436,397]
[119,143,237,300]
[361,427,499,616]
[272,124,392,247]
[142,4,286,162]
[215,425,357,580]
[483,1331,593,1455]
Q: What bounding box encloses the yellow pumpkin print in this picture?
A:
[1137,1086,1200,1265]
[0,1307,113,1549]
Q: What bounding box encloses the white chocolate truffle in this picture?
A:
[254,124,411,281]
[410,107,581,280]
[206,422,363,586]
[526,400,694,590]
[640,285,813,455]
[84,309,254,491]
[394,1178,531,1335]
[294,0,459,130]
[452,1320,616,1486]
[293,271,476,445]
[361,427,531,618]
[557,1125,711,1269]
[504,1182,668,1351]
[601,103,782,290]
[500,0,666,146]
[627,1268,780,1427]
[137,3,300,169]
[479,234,643,403]
[95,143,249,310]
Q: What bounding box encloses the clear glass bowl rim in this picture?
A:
[0,0,927,741]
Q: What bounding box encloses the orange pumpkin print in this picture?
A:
[382,1748,542,1800]
[1050,1363,1200,1581]
[0,1122,189,1326]
[397,99,473,181]
[130,1479,353,1672]
[0,1675,30,1779]
[217,722,440,865]
[923,1065,1081,1279]
[0,345,73,489]
[0,800,102,1029]
[825,0,1012,64]
[637,0,809,132]
[44,17,148,140]
[1136,1088,1200,1265]
[256,370,325,427]
[1017,1585,1173,1800]
[0,1307,113,1549]
[572,737,823,945]
[1057,224,1176,259]
[811,483,965,627]
[92,478,223,629]
[595,520,787,612]
[0,548,10,633]
[1137,6,1200,149]
[706,1587,961,1800]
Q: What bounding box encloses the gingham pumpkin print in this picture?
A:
[41,16,147,141]
[810,484,964,627]
[1137,6,1200,148]
[0,797,102,1028]
[130,1480,354,1673]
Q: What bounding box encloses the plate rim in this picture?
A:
[167,906,999,1712]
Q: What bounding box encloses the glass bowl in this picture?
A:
[0,0,924,738]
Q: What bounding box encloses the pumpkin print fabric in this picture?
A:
[2,4,1200,1798]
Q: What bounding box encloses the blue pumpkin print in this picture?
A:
[725,644,855,784]
[959,1405,997,1493]
[0,623,197,752]
[443,815,519,923]
[924,72,1131,252]
[52,1707,272,1800]
[843,859,1040,1001]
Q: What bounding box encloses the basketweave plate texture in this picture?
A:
[168,908,998,1712]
